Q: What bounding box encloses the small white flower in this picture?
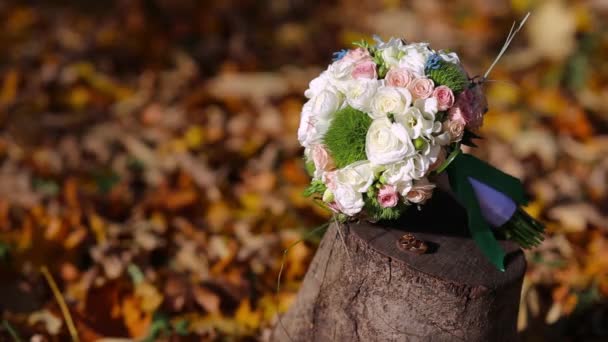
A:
[399,43,433,76]
[415,140,442,163]
[409,154,433,179]
[366,118,415,165]
[370,86,412,119]
[382,160,414,196]
[374,36,404,50]
[394,101,437,140]
[335,160,375,193]
[333,183,365,216]
[439,51,460,64]
[381,45,402,68]
[343,79,380,113]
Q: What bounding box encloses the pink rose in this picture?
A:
[443,114,466,142]
[449,87,487,131]
[311,144,335,177]
[406,179,435,204]
[432,85,455,111]
[385,67,412,88]
[408,77,434,100]
[344,48,371,62]
[377,185,399,208]
[351,60,377,80]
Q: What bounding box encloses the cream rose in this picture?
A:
[385,67,413,88]
[369,86,412,119]
[406,178,435,204]
[408,77,434,100]
[444,116,465,142]
[366,118,414,165]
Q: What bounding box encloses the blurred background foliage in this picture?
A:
[0,0,607,340]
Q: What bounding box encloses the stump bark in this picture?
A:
[272,191,525,342]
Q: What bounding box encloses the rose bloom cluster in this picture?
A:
[298,38,488,218]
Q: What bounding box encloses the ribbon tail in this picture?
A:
[448,154,507,271]
[453,154,528,205]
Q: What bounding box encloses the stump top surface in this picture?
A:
[350,191,526,289]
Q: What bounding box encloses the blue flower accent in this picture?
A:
[425,53,442,71]
[332,49,348,61]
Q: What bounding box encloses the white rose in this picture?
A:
[344,79,380,113]
[335,160,374,192]
[304,71,331,99]
[328,58,355,80]
[366,118,414,165]
[333,183,365,216]
[297,101,331,147]
[399,43,433,76]
[310,88,342,120]
[382,160,414,196]
[370,86,412,119]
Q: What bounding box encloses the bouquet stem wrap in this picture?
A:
[445,153,530,271]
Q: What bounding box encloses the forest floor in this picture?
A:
[0,1,607,341]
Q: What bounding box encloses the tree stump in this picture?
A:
[272,191,525,342]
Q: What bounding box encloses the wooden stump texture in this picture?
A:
[272,191,525,342]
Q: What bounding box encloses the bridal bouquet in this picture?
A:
[298,34,544,270]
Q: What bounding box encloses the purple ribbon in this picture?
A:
[468,177,516,228]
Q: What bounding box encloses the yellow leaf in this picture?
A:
[184,125,205,149]
[135,282,163,313]
[487,81,520,108]
[122,295,151,338]
[67,86,90,110]
[89,214,106,243]
[0,69,19,106]
[235,299,261,330]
